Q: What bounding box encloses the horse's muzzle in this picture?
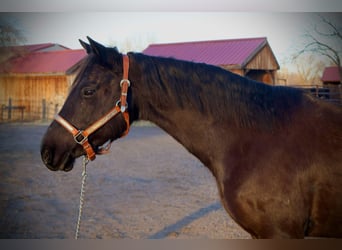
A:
[41,147,75,172]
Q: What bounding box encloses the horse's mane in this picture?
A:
[131,52,304,130]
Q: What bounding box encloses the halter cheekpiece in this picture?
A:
[54,55,131,161]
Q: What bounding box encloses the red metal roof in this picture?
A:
[17,43,65,52]
[143,37,268,67]
[321,66,341,82]
[2,43,69,54]
[0,49,86,74]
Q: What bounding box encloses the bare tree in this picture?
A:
[296,54,326,85]
[0,16,26,71]
[0,20,25,47]
[295,14,342,83]
[108,33,156,53]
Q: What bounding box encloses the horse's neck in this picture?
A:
[130,55,232,168]
[137,97,219,169]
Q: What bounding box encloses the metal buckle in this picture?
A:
[74,130,88,145]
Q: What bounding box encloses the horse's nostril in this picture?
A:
[41,148,51,164]
[41,148,56,171]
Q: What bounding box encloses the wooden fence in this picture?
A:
[292,85,342,106]
[0,98,61,122]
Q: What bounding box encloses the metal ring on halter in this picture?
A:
[120,79,130,88]
[116,100,128,112]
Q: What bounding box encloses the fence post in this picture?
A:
[42,99,47,121]
[55,104,59,116]
[8,98,12,120]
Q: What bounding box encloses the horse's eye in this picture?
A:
[82,87,96,97]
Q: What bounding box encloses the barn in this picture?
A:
[321,66,342,104]
[143,37,280,85]
[0,44,86,122]
[321,66,341,85]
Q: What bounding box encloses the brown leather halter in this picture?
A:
[54,55,131,161]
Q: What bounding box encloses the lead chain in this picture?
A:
[75,156,89,239]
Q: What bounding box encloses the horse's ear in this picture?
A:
[86,36,121,68]
[79,39,91,54]
[87,36,107,59]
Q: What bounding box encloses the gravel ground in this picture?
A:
[0,123,250,239]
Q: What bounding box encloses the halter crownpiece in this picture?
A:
[54,55,131,161]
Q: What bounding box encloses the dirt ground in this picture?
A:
[0,123,250,239]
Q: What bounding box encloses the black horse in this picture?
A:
[41,37,342,238]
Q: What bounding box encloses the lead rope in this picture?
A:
[75,156,89,239]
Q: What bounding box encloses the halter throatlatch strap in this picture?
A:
[120,55,130,137]
[54,55,130,161]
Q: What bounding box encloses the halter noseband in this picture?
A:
[54,55,131,161]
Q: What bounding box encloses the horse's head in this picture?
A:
[41,37,130,171]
